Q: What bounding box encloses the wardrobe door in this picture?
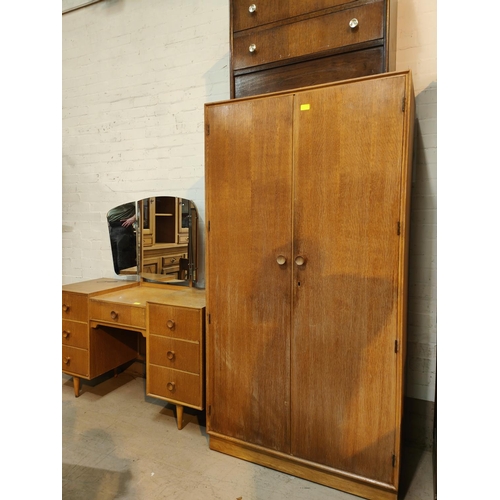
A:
[205,95,294,452]
[290,75,408,484]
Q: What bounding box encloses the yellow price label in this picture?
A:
[300,104,311,111]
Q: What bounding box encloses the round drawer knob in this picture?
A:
[248,4,257,13]
[249,43,257,53]
[110,310,118,320]
[167,382,176,392]
[64,357,71,364]
[295,256,305,266]
[62,304,69,312]
[166,350,175,360]
[63,331,70,339]
[167,319,175,329]
[349,18,359,29]
[170,258,176,263]
[276,255,287,265]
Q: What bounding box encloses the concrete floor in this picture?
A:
[62,362,435,500]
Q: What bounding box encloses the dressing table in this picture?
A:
[62,196,206,430]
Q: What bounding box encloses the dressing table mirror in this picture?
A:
[107,196,199,287]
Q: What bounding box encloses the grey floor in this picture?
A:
[62,362,435,500]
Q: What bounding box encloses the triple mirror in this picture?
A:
[107,196,199,286]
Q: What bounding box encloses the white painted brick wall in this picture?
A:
[396,0,437,401]
[63,0,230,285]
[62,0,437,401]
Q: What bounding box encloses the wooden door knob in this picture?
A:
[167,319,175,329]
[167,382,176,392]
[64,357,71,364]
[63,331,70,339]
[63,304,69,312]
[276,255,287,265]
[110,311,118,320]
[295,256,305,266]
[166,350,175,360]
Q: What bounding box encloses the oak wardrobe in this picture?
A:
[205,71,414,500]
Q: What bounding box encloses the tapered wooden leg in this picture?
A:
[176,405,184,430]
[73,376,80,397]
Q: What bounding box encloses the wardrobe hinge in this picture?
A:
[402,96,406,112]
[395,340,399,353]
[206,123,210,136]
[397,221,401,235]
[392,454,397,467]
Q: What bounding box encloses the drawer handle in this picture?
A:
[167,382,176,392]
[276,255,287,265]
[110,310,118,320]
[64,356,71,365]
[249,43,256,53]
[248,3,256,13]
[167,319,175,329]
[349,18,359,29]
[170,258,176,263]
[62,304,70,313]
[166,350,175,360]
[63,330,70,339]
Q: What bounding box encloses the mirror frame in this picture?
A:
[107,197,199,287]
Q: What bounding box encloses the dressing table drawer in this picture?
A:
[149,304,201,341]
[232,0,384,71]
[62,346,89,377]
[62,320,89,349]
[148,364,202,407]
[149,335,200,374]
[89,301,146,329]
[62,292,88,322]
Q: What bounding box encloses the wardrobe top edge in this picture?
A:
[205,69,412,108]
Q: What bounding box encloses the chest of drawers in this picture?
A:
[230,0,396,98]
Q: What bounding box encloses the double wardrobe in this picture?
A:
[204,2,414,498]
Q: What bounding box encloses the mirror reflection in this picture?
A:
[107,196,198,286]
[107,201,137,274]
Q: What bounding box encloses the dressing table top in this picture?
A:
[92,283,206,309]
[63,278,205,310]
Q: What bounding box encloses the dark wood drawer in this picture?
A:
[149,335,200,374]
[62,345,89,377]
[233,0,357,32]
[234,46,384,98]
[147,364,202,408]
[149,304,201,341]
[62,292,88,322]
[232,0,383,70]
[89,300,146,330]
[62,320,89,349]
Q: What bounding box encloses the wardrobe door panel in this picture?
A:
[205,95,294,452]
[290,75,407,484]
